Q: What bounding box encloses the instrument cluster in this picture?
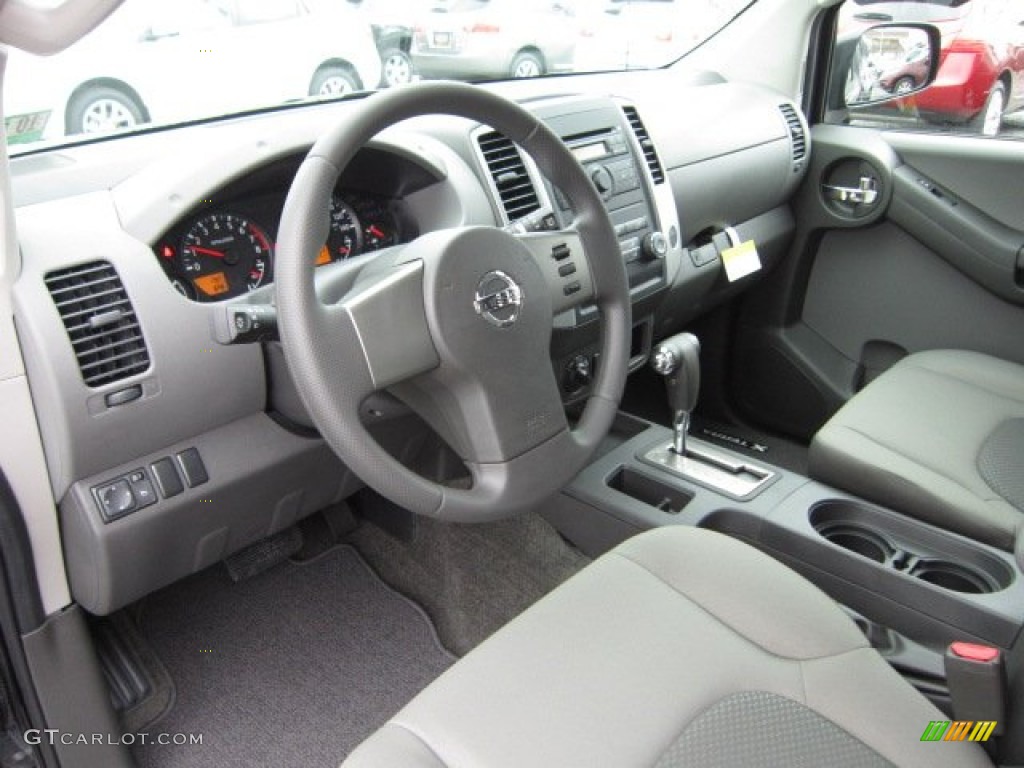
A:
[154,189,402,302]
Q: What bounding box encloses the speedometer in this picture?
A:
[180,213,271,301]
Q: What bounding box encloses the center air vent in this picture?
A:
[779,103,807,168]
[476,130,541,222]
[622,105,664,184]
[44,260,150,388]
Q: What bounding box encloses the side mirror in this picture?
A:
[843,24,941,108]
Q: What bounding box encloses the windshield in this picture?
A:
[3,0,749,152]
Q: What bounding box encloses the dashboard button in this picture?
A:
[105,385,143,408]
[558,262,577,278]
[151,458,184,498]
[563,281,582,296]
[130,472,158,510]
[176,448,209,488]
[94,479,136,522]
[551,243,571,261]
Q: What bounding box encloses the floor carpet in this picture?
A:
[132,546,454,768]
[349,511,590,656]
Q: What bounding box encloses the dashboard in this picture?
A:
[154,190,402,302]
[145,146,435,303]
[9,70,808,615]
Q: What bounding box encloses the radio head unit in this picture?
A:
[553,124,666,292]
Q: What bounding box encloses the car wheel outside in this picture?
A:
[67,86,144,135]
[509,51,544,79]
[310,66,360,97]
[971,81,1006,137]
[893,76,916,95]
[381,49,414,87]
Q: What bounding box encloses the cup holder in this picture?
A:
[909,561,999,594]
[809,500,1013,595]
[815,523,892,564]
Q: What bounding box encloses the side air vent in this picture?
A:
[779,103,807,165]
[476,130,541,221]
[44,260,150,388]
[622,105,664,184]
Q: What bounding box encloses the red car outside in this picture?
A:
[845,0,1024,135]
[877,42,931,93]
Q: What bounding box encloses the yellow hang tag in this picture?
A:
[721,239,762,282]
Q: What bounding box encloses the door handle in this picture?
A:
[823,176,879,206]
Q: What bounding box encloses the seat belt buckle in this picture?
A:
[944,641,1006,737]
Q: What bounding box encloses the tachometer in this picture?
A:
[320,196,363,264]
[180,213,271,301]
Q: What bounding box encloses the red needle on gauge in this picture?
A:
[367,225,385,239]
[188,246,226,259]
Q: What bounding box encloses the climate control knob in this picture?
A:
[642,231,669,260]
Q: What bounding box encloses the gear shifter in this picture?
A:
[644,333,775,497]
[651,333,700,456]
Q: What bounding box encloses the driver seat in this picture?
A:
[342,526,989,767]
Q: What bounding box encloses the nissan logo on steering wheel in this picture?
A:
[473,270,523,328]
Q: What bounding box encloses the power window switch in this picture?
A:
[176,447,209,488]
[150,457,184,498]
[94,479,136,522]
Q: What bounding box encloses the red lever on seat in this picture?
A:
[950,641,1000,663]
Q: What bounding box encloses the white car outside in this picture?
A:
[4,0,381,142]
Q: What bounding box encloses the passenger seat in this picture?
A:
[809,350,1024,550]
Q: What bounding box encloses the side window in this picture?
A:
[830,0,1024,139]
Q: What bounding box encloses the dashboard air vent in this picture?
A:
[44,260,150,388]
[476,130,541,221]
[779,103,807,164]
[622,105,664,184]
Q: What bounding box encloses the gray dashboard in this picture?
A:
[10,71,808,614]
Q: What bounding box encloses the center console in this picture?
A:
[548,410,1024,719]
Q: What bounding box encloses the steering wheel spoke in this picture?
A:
[513,229,595,314]
[330,260,439,391]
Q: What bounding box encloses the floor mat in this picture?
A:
[132,546,454,768]
[349,511,590,656]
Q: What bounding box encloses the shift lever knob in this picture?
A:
[651,333,700,455]
[651,333,701,413]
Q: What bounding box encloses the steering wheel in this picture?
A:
[275,82,630,522]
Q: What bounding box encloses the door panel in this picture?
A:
[732,124,1024,441]
[886,132,1024,230]
[803,222,1024,364]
